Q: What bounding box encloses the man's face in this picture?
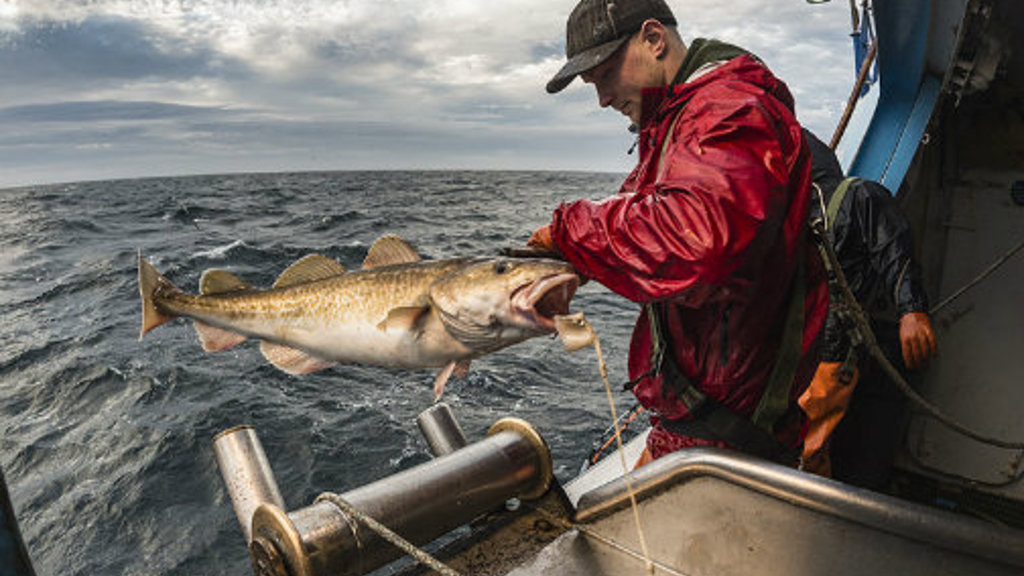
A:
[580,34,661,125]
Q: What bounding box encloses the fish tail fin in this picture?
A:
[138,251,180,340]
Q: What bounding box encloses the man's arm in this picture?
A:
[546,93,807,305]
[855,181,937,369]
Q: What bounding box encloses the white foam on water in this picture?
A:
[192,239,246,260]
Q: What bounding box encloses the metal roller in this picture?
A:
[213,425,286,544]
[416,402,468,457]
[246,417,553,576]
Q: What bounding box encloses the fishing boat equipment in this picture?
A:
[415,402,468,457]
[213,426,287,544]
[215,417,554,576]
[927,234,1024,317]
[581,402,645,472]
[312,493,463,576]
[830,0,879,148]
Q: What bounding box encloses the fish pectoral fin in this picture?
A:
[377,305,431,333]
[194,321,247,352]
[200,269,253,295]
[260,341,337,375]
[433,361,458,402]
[362,235,422,269]
[274,254,347,288]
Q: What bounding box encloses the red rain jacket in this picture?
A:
[549,55,828,459]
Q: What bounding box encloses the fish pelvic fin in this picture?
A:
[453,358,471,379]
[433,359,471,402]
[194,321,247,352]
[433,361,457,402]
[138,251,181,341]
[260,341,337,375]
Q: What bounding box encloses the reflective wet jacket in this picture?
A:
[804,131,930,362]
[549,43,828,458]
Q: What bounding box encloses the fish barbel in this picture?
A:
[138,235,580,398]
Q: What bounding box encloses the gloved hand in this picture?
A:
[527,224,560,257]
[899,311,937,370]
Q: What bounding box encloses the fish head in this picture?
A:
[428,258,580,353]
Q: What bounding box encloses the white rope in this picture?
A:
[315,492,465,576]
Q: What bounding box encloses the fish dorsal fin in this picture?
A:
[200,269,253,295]
[274,254,346,288]
[362,235,422,269]
[260,341,337,375]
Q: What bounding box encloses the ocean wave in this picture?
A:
[190,239,248,260]
[0,170,634,575]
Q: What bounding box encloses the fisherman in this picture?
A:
[529,0,828,465]
[799,131,937,488]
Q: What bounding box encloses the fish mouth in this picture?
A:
[511,273,580,331]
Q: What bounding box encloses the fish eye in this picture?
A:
[494,261,512,274]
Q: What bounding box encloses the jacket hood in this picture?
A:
[804,128,844,193]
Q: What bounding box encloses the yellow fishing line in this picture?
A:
[556,313,655,575]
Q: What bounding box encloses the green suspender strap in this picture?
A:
[823,177,861,383]
[826,177,859,230]
[647,257,805,464]
[640,105,805,462]
[750,257,805,430]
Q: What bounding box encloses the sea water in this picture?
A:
[0,170,640,575]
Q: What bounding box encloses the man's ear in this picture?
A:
[639,19,668,59]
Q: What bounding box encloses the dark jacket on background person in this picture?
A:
[800,130,933,488]
[804,132,929,362]
[548,40,829,459]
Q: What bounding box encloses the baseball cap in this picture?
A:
[546,0,678,94]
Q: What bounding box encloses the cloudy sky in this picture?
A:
[0,0,856,188]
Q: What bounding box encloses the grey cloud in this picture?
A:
[0,100,243,123]
[0,15,249,84]
[530,41,563,61]
[0,0,855,189]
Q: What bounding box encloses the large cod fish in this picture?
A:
[138,235,579,398]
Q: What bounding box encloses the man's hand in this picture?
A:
[527,224,560,256]
[899,312,937,370]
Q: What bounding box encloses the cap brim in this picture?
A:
[546,36,630,94]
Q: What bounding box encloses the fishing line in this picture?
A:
[556,313,656,575]
[572,522,691,576]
